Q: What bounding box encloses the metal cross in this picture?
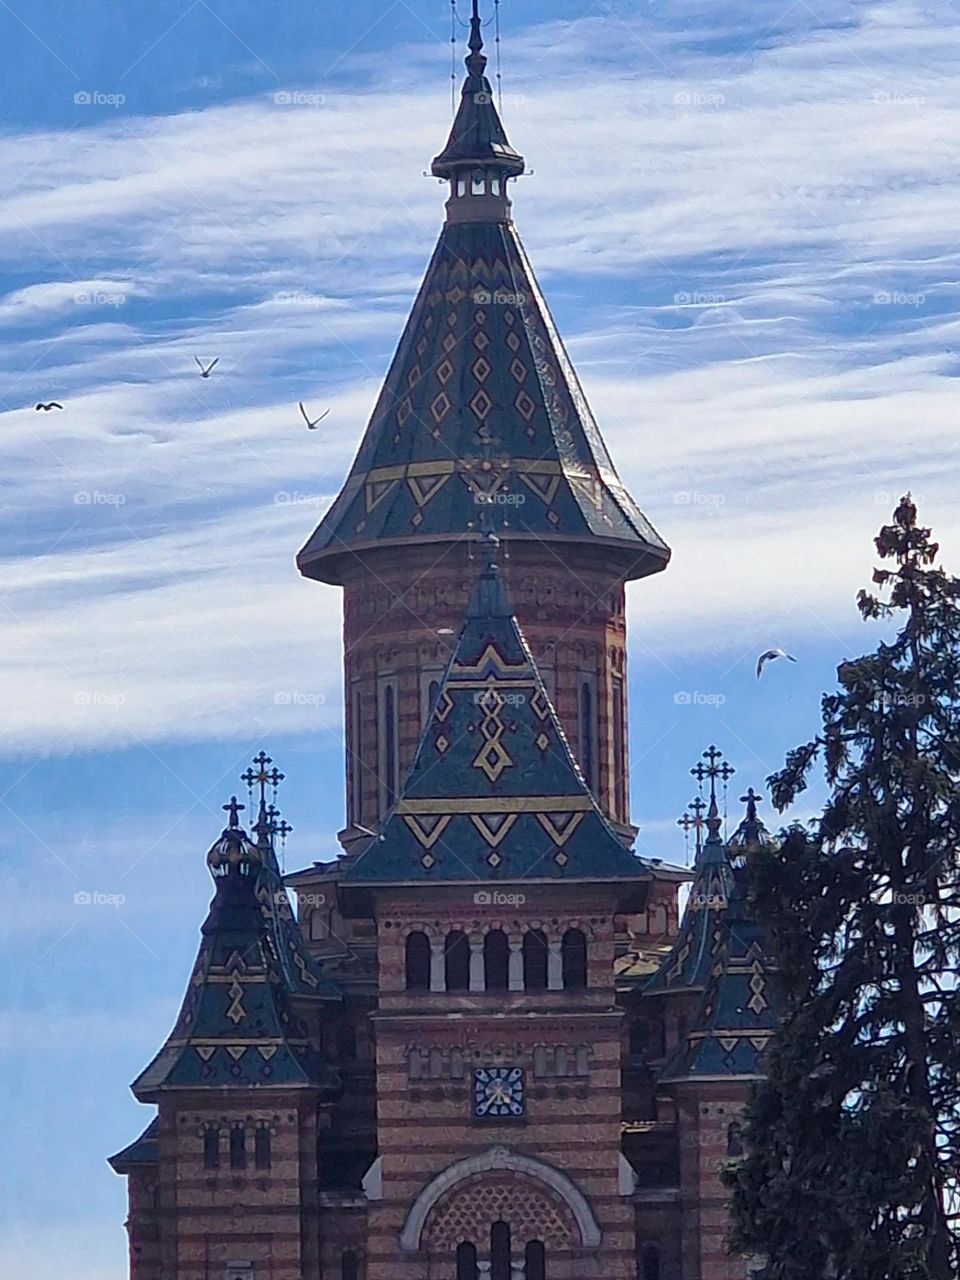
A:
[267,803,293,844]
[222,796,244,828]
[242,751,285,806]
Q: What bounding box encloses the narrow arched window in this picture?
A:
[471,170,486,196]
[203,1126,220,1170]
[523,929,548,991]
[456,1241,478,1280]
[579,679,596,790]
[641,1244,661,1280]
[484,929,509,991]
[229,1126,246,1170]
[337,1022,357,1060]
[526,1240,546,1280]
[727,1121,745,1156]
[445,930,470,992]
[350,686,364,824]
[342,1250,359,1280]
[612,676,627,819]
[309,909,328,941]
[384,684,397,809]
[405,931,430,991]
[562,928,588,989]
[491,1220,511,1280]
[254,1126,271,1171]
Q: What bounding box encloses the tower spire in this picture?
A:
[468,0,485,72]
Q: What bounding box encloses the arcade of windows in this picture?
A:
[201,1121,272,1172]
[404,927,588,994]
[456,1225,546,1280]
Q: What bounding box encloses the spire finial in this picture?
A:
[467,0,485,72]
[222,796,244,829]
[691,745,735,840]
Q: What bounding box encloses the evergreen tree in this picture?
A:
[724,496,960,1280]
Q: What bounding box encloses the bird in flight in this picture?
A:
[194,356,219,378]
[299,401,330,430]
[35,402,63,412]
[757,647,798,678]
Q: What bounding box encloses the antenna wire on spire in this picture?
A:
[494,0,503,114]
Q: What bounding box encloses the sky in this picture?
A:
[0,0,957,1274]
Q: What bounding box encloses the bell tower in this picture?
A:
[297,0,669,842]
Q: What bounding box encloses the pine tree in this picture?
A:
[724,496,960,1280]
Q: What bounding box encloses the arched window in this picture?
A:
[254,1126,271,1171]
[456,1241,478,1280]
[350,686,364,824]
[641,1244,661,1280]
[471,170,486,196]
[429,1048,444,1078]
[526,1240,546,1280]
[384,684,397,809]
[408,1048,424,1080]
[727,1121,745,1156]
[491,1220,511,1280]
[445,930,470,992]
[579,679,596,790]
[555,1046,568,1076]
[337,1022,357,1060]
[523,929,548,991]
[308,909,328,941]
[405,931,431,991]
[484,929,509,991]
[203,1125,220,1170]
[612,676,627,819]
[229,1126,246,1170]
[562,928,588,989]
[342,1250,359,1280]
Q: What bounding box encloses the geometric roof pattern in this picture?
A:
[342,540,653,886]
[131,818,340,1100]
[297,219,670,585]
[659,791,780,1081]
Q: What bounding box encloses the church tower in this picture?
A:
[298,0,669,842]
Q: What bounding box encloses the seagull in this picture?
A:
[194,356,219,378]
[757,648,798,678]
[299,400,330,430]
[35,402,63,411]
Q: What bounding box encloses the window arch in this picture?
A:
[229,1125,246,1170]
[445,931,470,992]
[491,1220,511,1280]
[203,1125,220,1170]
[484,929,509,991]
[562,928,588,989]
[384,684,397,809]
[578,678,597,790]
[471,170,486,196]
[341,1250,358,1280]
[523,929,548,991]
[526,1240,546,1280]
[641,1244,661,1280]
[254,1126,271,1171]
[456,1241,478,1280]
[405,931,431,991]
[727,1121,745,1157]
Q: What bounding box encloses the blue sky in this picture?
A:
[1,0,958,1274]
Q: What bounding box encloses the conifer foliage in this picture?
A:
[724,497,960,1280]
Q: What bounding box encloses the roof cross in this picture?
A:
[222,796,244,829]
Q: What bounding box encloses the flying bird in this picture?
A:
[299,401,330,430]
[194,356,219,378]
[35,402,63,411]
[757,648,798,678]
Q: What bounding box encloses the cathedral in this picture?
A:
[109,7,778,1278]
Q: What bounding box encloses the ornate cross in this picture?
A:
[222,796,244,828]
[242,751,285,807]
